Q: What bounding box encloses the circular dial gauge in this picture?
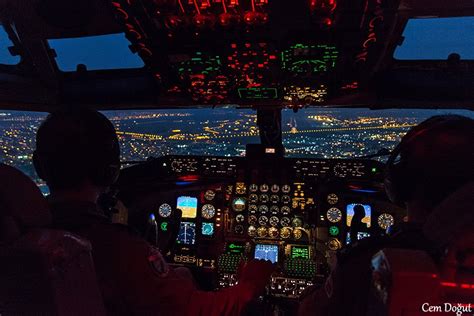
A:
[235,183,246,195]
[327,193,338,205]
[158,204,172,218]
[260,194,269,203]
[234,224,244,234]
[258,215,269,226]
[281,195,291,204]
[202,223,214,236]
[235,214,245,223]
[248,225,257,237]
[268,227,279,238]
[270,206,279,214]
[249,184,258,192]
[293,228,303,240]
[281,206,291,215]
[327,207,342,223]
[260,184,269,193]
[249,194,259,204]
[269,216,279,227]
[280,227,291,239]
[248,215,257,225]
[377,213,394,230]
[328,238,342,251]
[249,204,258,213]
[257,226,267,237]
[292,217,303,227]
[271,184,280,193]
[232,198,246,212]
[258,205,269,213]
[280,217,291,227]
[204,190,215,201]
[201,204,216,219]
[270,195,279,204]
[282,185,291,193]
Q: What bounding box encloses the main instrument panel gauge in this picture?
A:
[282,185,291,193]
[158,203,172,218]
[249,194,259,204]
[201,204,216,219]
[327,193,338,205]
[260,194,269,203]
[328,238,342,251]
[232,198,246,212]
[270,195,279,204]
[249,184,258,192]
[257,226,268,237]
[281,195,291,204]
[258,215,269,226]
[327,207,342,223]
[271,184,280,193]
[280,217,291,227]
[268,227,279,238]
[258,205,269,213]
[235,214,245,223]
[235,182,246,195]
[377,213,394,230]
[293,228,303,240]
[248,215,257,225]
[234,224,244,234]
[248,225,257,237]
[204,190,215,201]
[260,184,269,193]
[280,227,291,239]
[269,216,279,227]
[249,204,258,213]
[292,217,303,227]
[270,206,279,214]
[281,206,291,215]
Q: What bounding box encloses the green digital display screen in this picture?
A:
[291,245,310,259]
[227,242,245,254]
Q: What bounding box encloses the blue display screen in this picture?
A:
[177,196,198,218]
[177,222,196,245]
[254,244,278,263]
[201,222,214,236]
[346,203,371,228]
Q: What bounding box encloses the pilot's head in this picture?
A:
[385,114,474,222]
[33,108,120,194]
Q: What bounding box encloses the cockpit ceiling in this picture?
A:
[0,0,473,111]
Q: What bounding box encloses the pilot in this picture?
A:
[298,114,474,316]
[348,204,365,244]
[33,108,274,316]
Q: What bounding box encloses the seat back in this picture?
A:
[0,164,106,316]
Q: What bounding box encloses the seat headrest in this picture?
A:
[0,164,51,228]
[423,182,474,248]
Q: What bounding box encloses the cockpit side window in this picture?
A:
[0,25,21,65]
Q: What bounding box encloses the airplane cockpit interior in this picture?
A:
[0,0,473,315]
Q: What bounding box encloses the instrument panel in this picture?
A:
[121,154,403,306]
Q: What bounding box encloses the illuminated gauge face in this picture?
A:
[249,184,258,192]
[281,195,291,204]
[271,184,280,193]
[248,225,257,237]
[204,190,215,201]
[248,215,257,225]
[327,193,338,205]
[327,207,342,223]
[232,198,246,212]
[202,222,214,236]
[260,184,269,193]
[249,204,258,213]
[328,238,342,251]
[293,228,303,240]
[260,194,269,203]
[270,206,279,214]
[249,194,259,204]
[235,182,246,195]
[268,227,279,238]
[281,206,291,215]
[158,203,172,218]
[235,214,245,223]
[201,204,216,219]
[280,227,291,239]
[292,217,303,227]
[258,215,269,226]
[269,216,279,227]
[280,217,291,227]
[234,224,244,234]
[270,195,279,204]
[258,205,269,213]
[257,226,268,237]
[377,213,394,230]
[282,185,291,193]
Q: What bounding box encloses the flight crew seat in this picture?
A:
[367,182,474,316]
[0,164,106,316]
